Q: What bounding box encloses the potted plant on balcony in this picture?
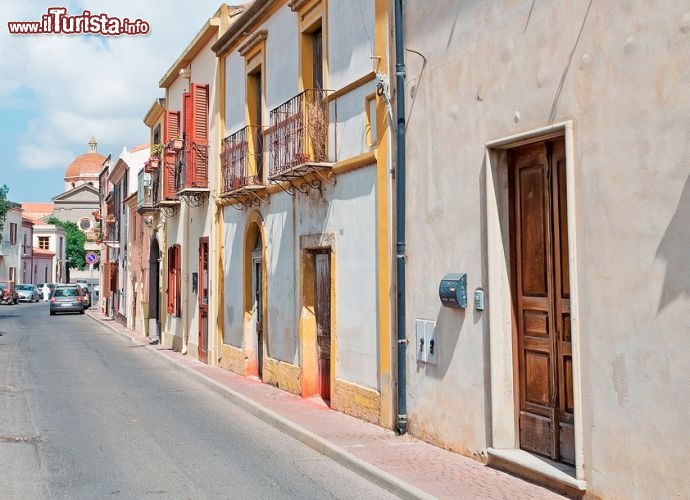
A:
[145,143,164,172]
[171,136,184,151]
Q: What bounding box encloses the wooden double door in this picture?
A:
[509,138,574,465]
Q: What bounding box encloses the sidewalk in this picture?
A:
[86,309,566,500]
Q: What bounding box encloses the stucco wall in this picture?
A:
[331,79,376,161]
[224,53,247,134]
[264,192,298,364]
[264,7,299,111]
[222,209,245,347]
[403,0,690,496]
[328,0,376,90]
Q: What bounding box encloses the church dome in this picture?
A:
[64,137,105,181]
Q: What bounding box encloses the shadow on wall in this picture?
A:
[416,305,464,379]
[656,172,690,313]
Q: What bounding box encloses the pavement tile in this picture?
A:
[86,309,567,500]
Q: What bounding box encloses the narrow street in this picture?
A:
[0,302,398,499]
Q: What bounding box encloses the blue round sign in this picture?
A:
[85,251,99,265]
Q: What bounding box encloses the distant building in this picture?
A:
[51,137,104,240]
[0,205,23,282]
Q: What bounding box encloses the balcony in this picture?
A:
[220,126,266,208]
[175,140,210,206]
[267,89,334,192]
[136,169,158,215]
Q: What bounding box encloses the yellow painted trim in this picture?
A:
[327,72,376,101]
[365,93,377,148]
[213,48,227,368]
[332,151,376,175]
[238,29,267,58]
[214,0,288,59]
[374,0,393,428]
[331,379,381,425]
[219,344,246,374]
[262,357,301,395]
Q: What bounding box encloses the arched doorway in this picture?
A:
[148,236,161,343]
[244,218,265,380]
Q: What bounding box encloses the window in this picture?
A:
[79,218,91,231]
[163,110,181,200]
[9,222,17,245]
[181,83,209,189]
[38,236,50,250]
[153,124,161,145]
[248,69,264,180]
[311,27,323,90]
[167,244,181,317]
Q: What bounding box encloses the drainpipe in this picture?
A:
[394,0,408,436]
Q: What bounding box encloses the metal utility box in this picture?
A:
[439,273,467,309]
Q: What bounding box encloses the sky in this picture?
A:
[0,0,236,202]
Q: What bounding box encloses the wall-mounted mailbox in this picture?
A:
[439,273,467,309]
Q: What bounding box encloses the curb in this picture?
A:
[86,312,435,500]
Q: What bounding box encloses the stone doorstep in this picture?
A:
[487,448,587,498]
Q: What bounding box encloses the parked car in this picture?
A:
[49,285,85,315]
[16,284,40,302]
[0,282,19,305]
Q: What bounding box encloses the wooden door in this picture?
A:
[252,251,263,380]
[315,251,331,403]
[198,237,209,364]
[510,138,574,465]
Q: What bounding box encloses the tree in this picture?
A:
[0,184,9,237]
[47,217,87,271]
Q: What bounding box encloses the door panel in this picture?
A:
[551,141,575,465]
[198,238,209,363]
[253,256,263,380]
[511,138,573,464]
[315,252,331,403]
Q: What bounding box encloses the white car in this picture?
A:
[16,284,40,302]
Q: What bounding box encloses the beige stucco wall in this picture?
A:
[402,1,690,497]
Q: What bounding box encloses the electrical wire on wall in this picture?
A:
[404,48,427,132]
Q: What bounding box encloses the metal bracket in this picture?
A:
[159,205,179,218]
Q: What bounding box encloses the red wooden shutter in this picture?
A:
[164,110,180,142]
[189,83,209,188]
[182,92,193,189]
[163,111,180,199]
[167,246,175,314]
[174,244,182,316]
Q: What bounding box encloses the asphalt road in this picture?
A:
[0,302,398,500]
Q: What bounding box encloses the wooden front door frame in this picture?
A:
[485,122,586,483]
[314,249,331,403]
[508,138,573,464]
[198,236,209,363]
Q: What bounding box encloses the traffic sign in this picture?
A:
[85,251,99,265]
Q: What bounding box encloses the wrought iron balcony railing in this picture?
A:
[221,125,266,193]
[268,89,332,178]
[175,140,210,192]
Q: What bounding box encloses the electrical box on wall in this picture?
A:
[439,273,467,309]
[415,319,437,365]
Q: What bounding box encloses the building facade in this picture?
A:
[213,0,394,424]
[399,1,690,497]
[0,205,23,283]
[20,217,33,283]
[32,224,67,283]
